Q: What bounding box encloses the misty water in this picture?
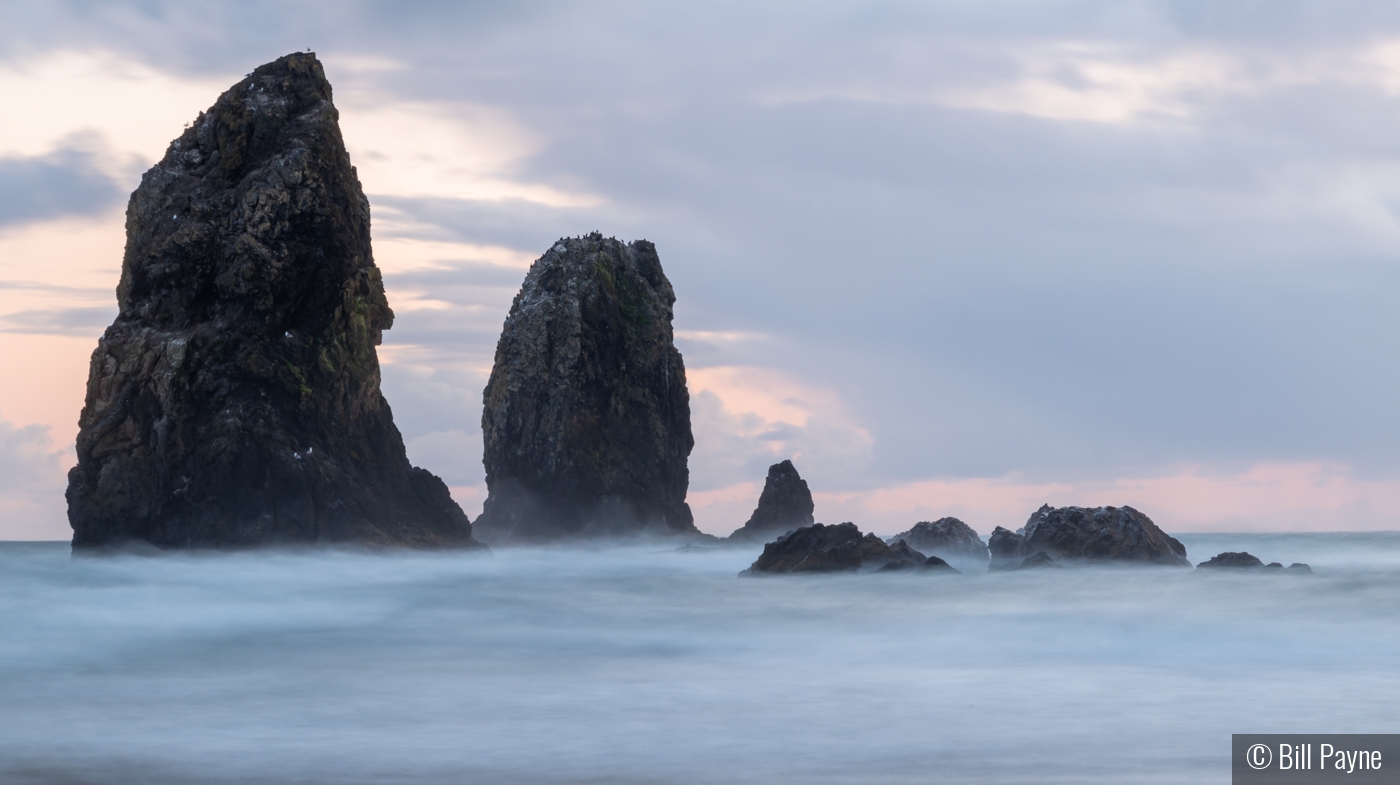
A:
[2,533,1398,784]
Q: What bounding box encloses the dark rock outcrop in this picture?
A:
[878,551,961,573]
[987,526,1025,571]
[742,522,954,575]
[1197,552,1265,569]
[66,53,479,550]
[474,233,696,543]
[1197,553,1313,574]
[889,518,989,565]
[727,460,814,542]
[1005,505,1189,566]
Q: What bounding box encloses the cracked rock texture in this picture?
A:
[727,460,814,543]
[67,53,479,550]
[475,233,697,543]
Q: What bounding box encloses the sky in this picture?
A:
[3,0,1400,539]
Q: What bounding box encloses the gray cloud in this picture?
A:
[0,143,124,226]
[0,305,115,336]
[7,0,1400,506]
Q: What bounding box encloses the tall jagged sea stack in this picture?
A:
[475,234,697,543]
[67,53,479,549]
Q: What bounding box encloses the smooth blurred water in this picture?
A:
[2,533,1399,784]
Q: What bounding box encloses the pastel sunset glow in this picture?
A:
[3,3,1399,540]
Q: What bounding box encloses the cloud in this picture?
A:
[0,141,124,226]
[0,305,114,335]
[0,418,68,539]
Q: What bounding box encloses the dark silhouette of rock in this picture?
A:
[889,518,989,564]
[1017,505,1189,566]
[744,522,863,573]
[1265,562,1284,570]
[878,540,928,571]
[1197,551,1265,569]
[474,233,696,543]
[876,552,961,573]
[1284,563,1313,574]
[1018,551,1061,569]
[987,526,1025,571]
[923,555,959,572]
[742,522,931,575]
[727,460,814,542]
[66,53,479,550]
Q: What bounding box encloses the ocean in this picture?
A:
[2,532,1398,784]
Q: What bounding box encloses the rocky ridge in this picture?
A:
[743,522,959,575]
[988,505,1189,568]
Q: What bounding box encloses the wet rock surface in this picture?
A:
[995,505,1189,567]
[743,522,957,575]
[889,517,989,564]
[727,460,815,543]
[67,53,478,550]
[474,234,697,543]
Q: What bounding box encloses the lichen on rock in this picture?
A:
[474,233,697,543]
[66,52,480,550]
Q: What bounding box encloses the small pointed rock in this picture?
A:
[727,460,815,543]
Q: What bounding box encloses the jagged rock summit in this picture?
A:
[988,505,1188,567]
[727,460,815,542]
[67,53,479,550]
[474,233,697,543]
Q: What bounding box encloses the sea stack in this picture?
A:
[475,234,697,543]
[67,53,480,550]
[727,460,815,543]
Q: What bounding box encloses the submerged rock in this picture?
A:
[889,518,989,565]
[474,234,697,543]
[743,522,956,575]
[727,460,815,543]
[1197,552,1265,569]
[66,53,479,550]
[1197,553,1314,574]
[1018,551,1061,570]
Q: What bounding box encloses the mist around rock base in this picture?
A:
[2,533,1398,784]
